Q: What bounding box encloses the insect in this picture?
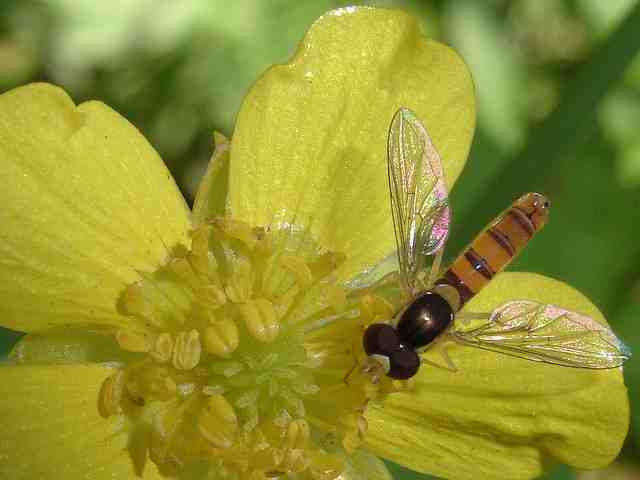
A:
[362,107,631,380]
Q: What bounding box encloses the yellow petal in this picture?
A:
[193,131,230,226]
[0,363,164,479]
[229,7,475,280]
[0,83,191,333]
[365,272,629,480]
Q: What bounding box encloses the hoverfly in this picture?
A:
[361,108,631,380]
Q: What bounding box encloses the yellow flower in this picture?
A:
[0,6,628,480]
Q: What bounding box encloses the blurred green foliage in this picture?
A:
[1,0,639,478]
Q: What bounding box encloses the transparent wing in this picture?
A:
[387,108,450,297]
[450,300,631,369]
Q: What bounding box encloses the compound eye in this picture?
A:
[363,323,400,356]
[388,347,420,380]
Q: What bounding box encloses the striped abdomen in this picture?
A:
[436,192,550,311]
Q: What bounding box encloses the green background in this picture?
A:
[0,1,639,479]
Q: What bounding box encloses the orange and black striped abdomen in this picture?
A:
[436,193,550,311]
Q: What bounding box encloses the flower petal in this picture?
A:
[193,132,230,226]
[0,83,191,333]
[0,363,164,479]
[229,7,475,279]
[364,272,629,480]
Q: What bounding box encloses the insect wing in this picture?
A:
[387,108,450,296]
[450,300,631,369]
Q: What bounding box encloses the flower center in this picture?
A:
[99,217,410,478]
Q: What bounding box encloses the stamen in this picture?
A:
[98,370,125,417]
[121,283,153,318]
[150,333,174,363]
[218,218,258,250]
[309,252,346,279]
[115,329,153,353]
[239,298,280,343]
[325,284,347,312]
[342,413,368,453]
[252,447,284,472]
[309,452,344,480]
[361,294,394,323]
[150,400,184,466]
[195,284,227,308]
[282,448,308,474]
[190,224,211,257]
[286,419,310,449]
[172,330,202,370]
[203,317,239,357]
[168,258,200,290]
[198,394,238,448]
[252,226,273,256]
[110,217,401,478]
[281,255,313,289]
[225,261,254,303]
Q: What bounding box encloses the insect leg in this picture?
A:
[440,344,458,372]
[343,362,358,385]
[344,356,387,385]
[420,343,458,372]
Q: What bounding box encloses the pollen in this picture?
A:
[99,217,408,478]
